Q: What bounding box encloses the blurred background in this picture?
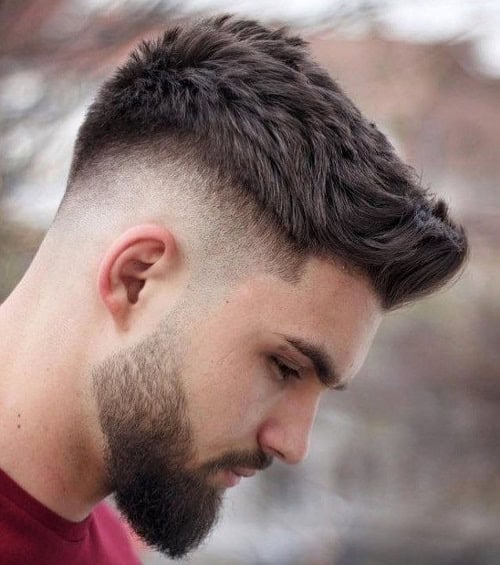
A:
[1,1,499,563]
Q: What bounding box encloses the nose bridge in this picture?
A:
[262,387,321,465]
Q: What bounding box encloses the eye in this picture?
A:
[271,356,301,382]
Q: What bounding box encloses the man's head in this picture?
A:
[41,14,467,559]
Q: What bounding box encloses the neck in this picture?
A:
[0,267,108,521]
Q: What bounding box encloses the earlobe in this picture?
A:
[97,224,177,326]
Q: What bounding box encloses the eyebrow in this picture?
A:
[281,335,347,391]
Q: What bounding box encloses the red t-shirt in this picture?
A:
[0,467,140,564]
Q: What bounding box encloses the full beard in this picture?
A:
[107,441,224,559]
[91,331,223,558]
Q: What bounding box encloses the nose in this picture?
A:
[257,391,321,465]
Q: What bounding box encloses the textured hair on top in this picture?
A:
[66,14,468,310]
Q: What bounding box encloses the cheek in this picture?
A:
[185,356,275,449]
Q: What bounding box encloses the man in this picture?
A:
[0,14,467,564]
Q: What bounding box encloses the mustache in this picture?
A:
[201,449,273,474]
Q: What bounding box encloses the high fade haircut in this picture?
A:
[61,14,468,309]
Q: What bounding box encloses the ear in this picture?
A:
[97,224,178,327]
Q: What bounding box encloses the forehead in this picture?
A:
[225,256,383,381]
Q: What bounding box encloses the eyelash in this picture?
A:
[271,356,301,381]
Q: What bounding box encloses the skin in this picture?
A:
[180,254,382,474]
[0,221,381,539]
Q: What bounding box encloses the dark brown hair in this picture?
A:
[67,15,468,309]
